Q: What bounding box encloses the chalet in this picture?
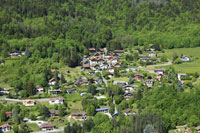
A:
[96,107,109,113]
[134,74,144,81]
[71,112,86,119]
[82,64,90,70]
[23,99,36,106]
[10,50,21,56]
[148,52,157,57]
[80,92,87,96]
[5,112,12,118]
[94,52,101,57]
[140,57,151,62]
[48,89,61,95]
[124,109,132,116]
[195,126,200,133]
[49,110,58,117]
[66,89,77,94]
[74,78,88,86]
[123,85,136,93]
[49,78,56,86]
[36,85,44,94]
[124,92,134,100]
[107,67,115,73]
[154,69,165,75]
[113,81,127,86]
[49,97,64,105]
[40,123,55,131]
[114,50,124,53]
[144,79,154,88]
[181,56,190,62]
[89,48,96,53]
[115,63,122,68]
[108,72,114,78]
[157,73,164,81]
[0,124,12,132]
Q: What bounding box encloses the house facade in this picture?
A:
[49,97,64,105]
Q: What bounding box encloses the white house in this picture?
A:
[49,97,64,105]
[181,56,190,62]
[48,78,56,86]
[36,85,44,94]
[123,85,136,93]
[23,99,36,106]
[148,52,157,57]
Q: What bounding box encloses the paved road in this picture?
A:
[0,98,49,103]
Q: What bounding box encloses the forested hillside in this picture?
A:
[1,0,200,55]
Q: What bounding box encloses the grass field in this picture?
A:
[27,123,40,131]
[68,101,83,113]
[161,47,200,73]
[59,66,84,80]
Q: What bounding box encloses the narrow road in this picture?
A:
[0,98,50,103]
[138,61,172,73]
[99,71,108,87]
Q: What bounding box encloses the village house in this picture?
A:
[35,85,44,94]
[181,56,190,62]
[0,124,12,132]
[148,52,157,57]
[96,107,109,113]
[48,78,56,86]
[74,77,88,86]
[134,74,144,81]
[23,99,36,106]
[48,89,62,95]
[71,112,87,120]
[144,79,154,89]
[124,92,134,100]
[82,64,90,70]
[122,85,136,93]
[49,97,64,105]
[49,110,58,117]
[124,109,133,116]
[10,50,22,56]
[66,88,77,94]
[154,69,165,75]
[114,63,122,68]
[157,73,165,81]
[195,126,200,133]
[5,111,12,119]
[107,72,114,78]
[40,123,55,131]
[113,81,127,86]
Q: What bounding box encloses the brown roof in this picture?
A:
[0,124,12,128]
[40,123,55,128]
[5,111,12,116]
[82,64,90,68]
[36,85,43,89]
[89,48,95,51]
[49,97,64,101]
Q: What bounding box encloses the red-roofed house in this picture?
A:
[5,112,12,118]
[40,123,55,131]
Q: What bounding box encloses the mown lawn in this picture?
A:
[159,47,200,73]
[59,66,83,80]
[27,123,40,131]
[68,101,83,113]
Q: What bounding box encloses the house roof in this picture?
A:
[49,78,55,82]
[49,110,58,114]
[36,85,43,89]
[71,112,86,116]
[96,107,109,111]
[82,64,90,68]
[89,48,95,51]
[5,111,12,116]
[23,99,35,103]
[49,97,64,101]
[0,123,12,128]
[40,123,55,128]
